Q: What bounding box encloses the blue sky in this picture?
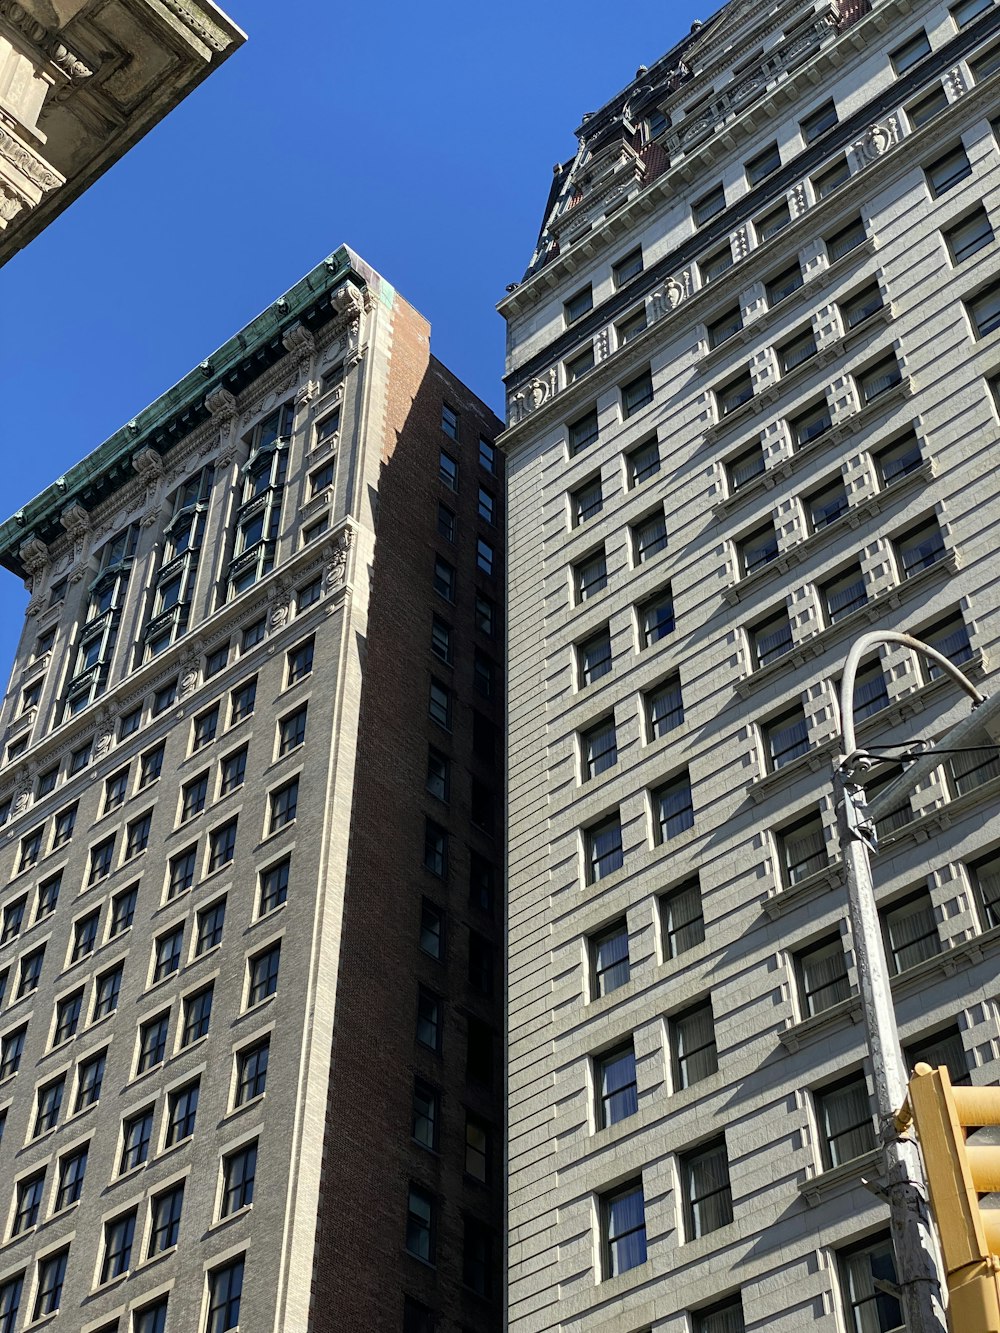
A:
[0,0,703,676]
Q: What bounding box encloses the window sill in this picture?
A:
[877,771,1000,855]
[132,1245,177,1276]
[205,1204,253,1238]
[779,993,862,1052]
[763,861,845,920]
[798,1148,881,1206]
[748,740,838,805]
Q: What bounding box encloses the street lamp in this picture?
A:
[835,629,999,1333]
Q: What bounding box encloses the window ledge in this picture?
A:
[132,1245,177,1276]
[205,1204,253,1239]
[877,772,1000,855]
[748,740,838,805]
[798,1148,881,1206]
[763,861,846,920]
[779,993,862,1052]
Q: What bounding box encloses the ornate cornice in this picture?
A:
[0,124,61,192]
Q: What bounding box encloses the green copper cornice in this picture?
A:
[0,246,369,578]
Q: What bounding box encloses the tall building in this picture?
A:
[0,0,244,266]
[0,247,504,1333]
[501,1,1000,1330]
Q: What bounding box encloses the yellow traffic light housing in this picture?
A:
[898,1062,1000,1332]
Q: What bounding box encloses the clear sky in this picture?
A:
[0,0,704,677]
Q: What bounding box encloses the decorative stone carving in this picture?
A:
[0,124,62,192]
[11,767,31,818]
[0,183,25,227]
[508,366,558,424]
[733,226,751,261]
[324,528,354,589]
[295,379,320,406]
[945,65,968,100]
[131,446,163,482]
[18,536,48,579]
[858,118,899,164]
[60,501,89,539]
[595,328,611,362]
[282,321,316,362]
[93,708,115,759]
[789,181,808,218]
[268,581,291,630]
[650,273,688,321]
[205,386,237,422]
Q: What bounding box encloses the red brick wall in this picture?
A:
[310,298,505,1333]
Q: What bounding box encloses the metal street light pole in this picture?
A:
[835,630,994,1333]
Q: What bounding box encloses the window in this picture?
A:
[297,576,321,611]
[220,744,248,795]
[476,486,495,526]
[269,778,299,833]
[794,933,848,1013]
[207,1256,244,1333]
[717,369,753,417]
[104,767,129,813]
[436,503,455,543]
[905,1025,969,1085]
[852,661,890,720]
[952,0,993,23]
[882,891,940,974]
[16,947,43,1000]
[135,1298,170,1333]
[18,828,42,874]
[469,854,495,916]
[473,650,495,698]
[432,557,456,605]
[750,609,793,669]
[406,1185,435,1262]
[0,897,24,946]
[746,141,780,184]
[72,911,100,963]
[780,813,828,886]
[205,646,228,678]
[148,1183,184,1256]
[639,588,675,646]
[101,1209,136,1282]
[36,874,60,921]
[812,160,850,208]
[806,476,849,531]
[230,677,257,724]
[248,944,281,1006]
[0,1025,26,1079]
[152,679,177,716]
[778,327,817,374]
[875,430,922,484]
[120,1108,153,1172]
[33,1248,68,1319]
[571,475,603,526]
[412,1078,439,1150]
[465,1113,490,1181]
[153,927,183,983]
[208,818,238,873]
[601,1181,647,1277]
[417,986,442,1051]
[566,346,594,382]
[33,1076,64,1135]
[596,1042,638,1128]
[181,773,208,822]
[287,637,314,684]
[474,593,495,636]
[573,549,608,603]
[193,705,219,752]
[236,1039,269,1105]
[738,523,778,576]
[891,29,931,74]
[222,1141,257,1216]
[864,768,914,838]
[166,1080,199,1146]
[971,850,1000,930]
[88,834,116,884]
[617,308,647,346]
[429,678,452,729]
[707,306,742,349]
[463,1219,494,1297]
[790,399,832,449]
[838,1234,902,1333]
[75,1049,106,1111]
[476,537,495,575]
[682,1138,733,1239]
[661,879,705,957]
[569,408,599,455]
[653,772,694,841]
[241,618,265,653]
[970,36,1000,78]
[138,1012,169,1072]
[909,84,948,129]
[37,765,57,797]
[13,1172,45,1234]
[920,611,973,679]
[757,201,790,241]
[968,280,1000,338]
[801,98,837,143]
[671,1000,718,1089]
[197,898,226,954]
[613,247,643,286]
[700,243,734,284]
[586,816,624,883]
[424,820,448,878]
[589,920,629,999]
[949,745,1000,795]
[693,183,725,226]
[565,284,593,324]
[622,368,654,417]
[168,846,197,900]
[581,717,617,781]
[139,743,165,789]
[826,216,866,263]
[817,1073,876,1169]
[479,436,496,473]
[309,458,335,498]
[764,706,809,770]
[822,564,867,623]
[55,1143,88,1209]
[946,207,994,264]
[627,436,660,486]
[182,985,213,1045]
[0,1277,19,1333]
[695,1296,746,1333]
[895,519,945,578]
[260,858,290,915]
[766,264,803,308]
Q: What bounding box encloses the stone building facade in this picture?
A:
[0,0,244,266]
[0,247,504,1332]
[500,1,1000,1330]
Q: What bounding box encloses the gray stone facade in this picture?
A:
[500,1,1000,1329]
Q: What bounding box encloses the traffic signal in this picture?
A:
[898,1062,1000,1332]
